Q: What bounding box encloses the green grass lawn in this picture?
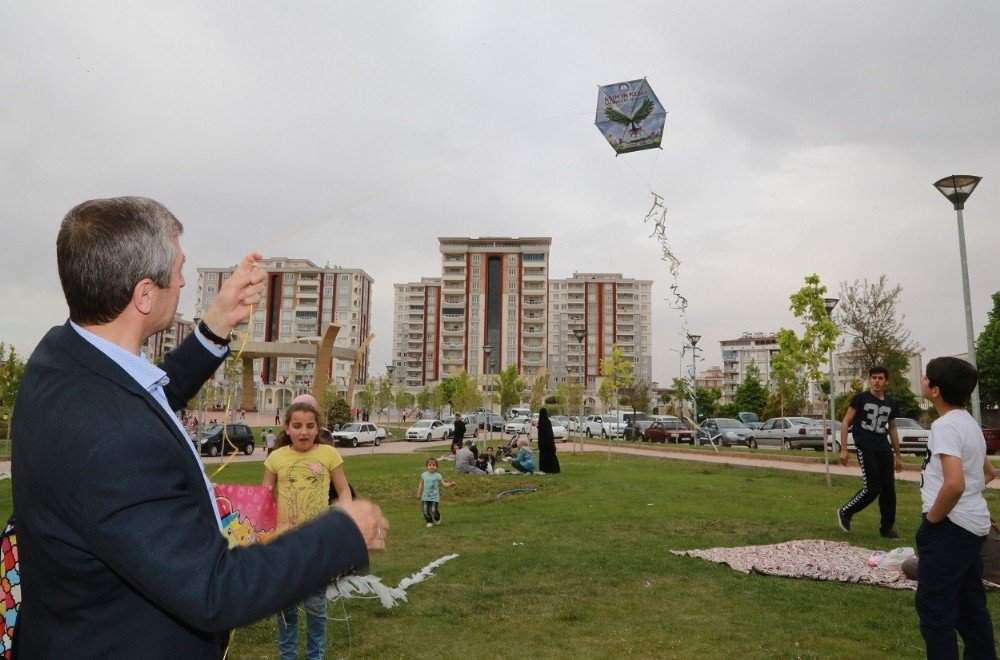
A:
[2,452,997,658]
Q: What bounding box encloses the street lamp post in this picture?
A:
[385,364,395,424]
[823,297,839,486]
[687,334,701,424]
[573,327,587,454]
[483,345,494,449]
[933,175,983,423]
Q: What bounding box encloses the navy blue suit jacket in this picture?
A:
[12,323,368,658]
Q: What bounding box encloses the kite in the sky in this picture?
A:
[595,78,667,155]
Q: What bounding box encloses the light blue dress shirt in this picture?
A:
[70,321,226,531]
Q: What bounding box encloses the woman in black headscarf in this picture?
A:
[536,407,560,473]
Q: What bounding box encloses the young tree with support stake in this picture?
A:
[787,274,840,486]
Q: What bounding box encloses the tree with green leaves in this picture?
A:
[394,387,415,414]
[429,383,448,418]
[598,344,633,413]
[448,371,483,413]
[976,291,1000,410]
[416,387,432,412]
[358,381,377,414]
[553,380,584,419]
[716,402,740,418]
[493,365,526,415]
[0,342,25,439]
[694,387,722,419]
[620,380,652,417]
[732,361,768,417]
[320,386,353,428]
[670,377,691,418]
[766,328,807,419]
[528,372,548,411]
[834,275,922,413]
[787,273,840,484]
[375,379,393,420]
[834,275,920,381]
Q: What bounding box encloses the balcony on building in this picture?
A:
[522,297,546,308]
[441,354,464,365]
[441,326,463,336]
[522,342,545,352]
[441,307,465,318]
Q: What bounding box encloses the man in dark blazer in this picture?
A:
[11,197,388,658]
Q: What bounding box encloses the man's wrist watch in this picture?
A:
[198,320,232,347]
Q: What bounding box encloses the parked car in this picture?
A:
[837,417,930,454]
[331,422,381,448]
[695,418,757,448]
[757,417,825,450]
[737,412,764,430]
[584,414,626,438]
[477,413,504,431]
[645,419,696,444]
[195,423,255,457]
[984,427,1000,456]
[406,419,449,441]
[503,416,532,435]
[444,421,478,440]
[548,419,569,442]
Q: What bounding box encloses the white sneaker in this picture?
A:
[426,522,434,527]
[434,519,441,525]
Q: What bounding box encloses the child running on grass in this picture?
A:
[417,458,455,527]
[916,357,996,658]
[263,400,352,660]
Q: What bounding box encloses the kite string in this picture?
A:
[253,112,590,254]
[210,259,260,481]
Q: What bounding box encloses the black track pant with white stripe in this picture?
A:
[422,500,440,523]
[839,447,896,533]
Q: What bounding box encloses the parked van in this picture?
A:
[507,407,531,419]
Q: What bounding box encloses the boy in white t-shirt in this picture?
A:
[917,357,996,658]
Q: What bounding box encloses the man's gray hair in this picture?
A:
[57,196,183,325]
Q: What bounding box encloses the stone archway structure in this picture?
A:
[234,323,367,411]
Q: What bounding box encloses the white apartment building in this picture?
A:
[142,313,193,363]
[719,332,781,403]
[391,278,442,389]
[196,258,373,412]
[832,349,924,396]
[547,273,653,389]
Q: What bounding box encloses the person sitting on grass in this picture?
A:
[509,437,537,474]
[455,438,486,475]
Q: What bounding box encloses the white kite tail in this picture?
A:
[327,553,460,609]
[643,191,689,335]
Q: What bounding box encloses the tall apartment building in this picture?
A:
[547,273,653,389]
[196,258,373,411]
[438,237,551,379]
[391,278,442,389]
[390,238,551,389]
[142,313,193,363]
[719,332,781,403]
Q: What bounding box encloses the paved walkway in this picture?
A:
[3,440,998,490]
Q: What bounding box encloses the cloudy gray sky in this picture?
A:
[3,1,998,385]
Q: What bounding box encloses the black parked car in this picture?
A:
[194,423,255,457]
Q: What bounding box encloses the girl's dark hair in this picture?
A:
[426,457,439,467]
[275,401,323,449]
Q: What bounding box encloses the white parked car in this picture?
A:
[406,419,449,441]
[504,416,531,435]
[331,423,380,448]
[837,417,930,454]
[584,414,626,438]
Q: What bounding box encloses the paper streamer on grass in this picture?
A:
[327,553,459,609]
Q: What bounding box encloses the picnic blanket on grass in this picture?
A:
[671,539,993,591]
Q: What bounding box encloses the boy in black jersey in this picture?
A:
[837,366,904,538]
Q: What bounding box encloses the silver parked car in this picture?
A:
[757,417,825,450]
